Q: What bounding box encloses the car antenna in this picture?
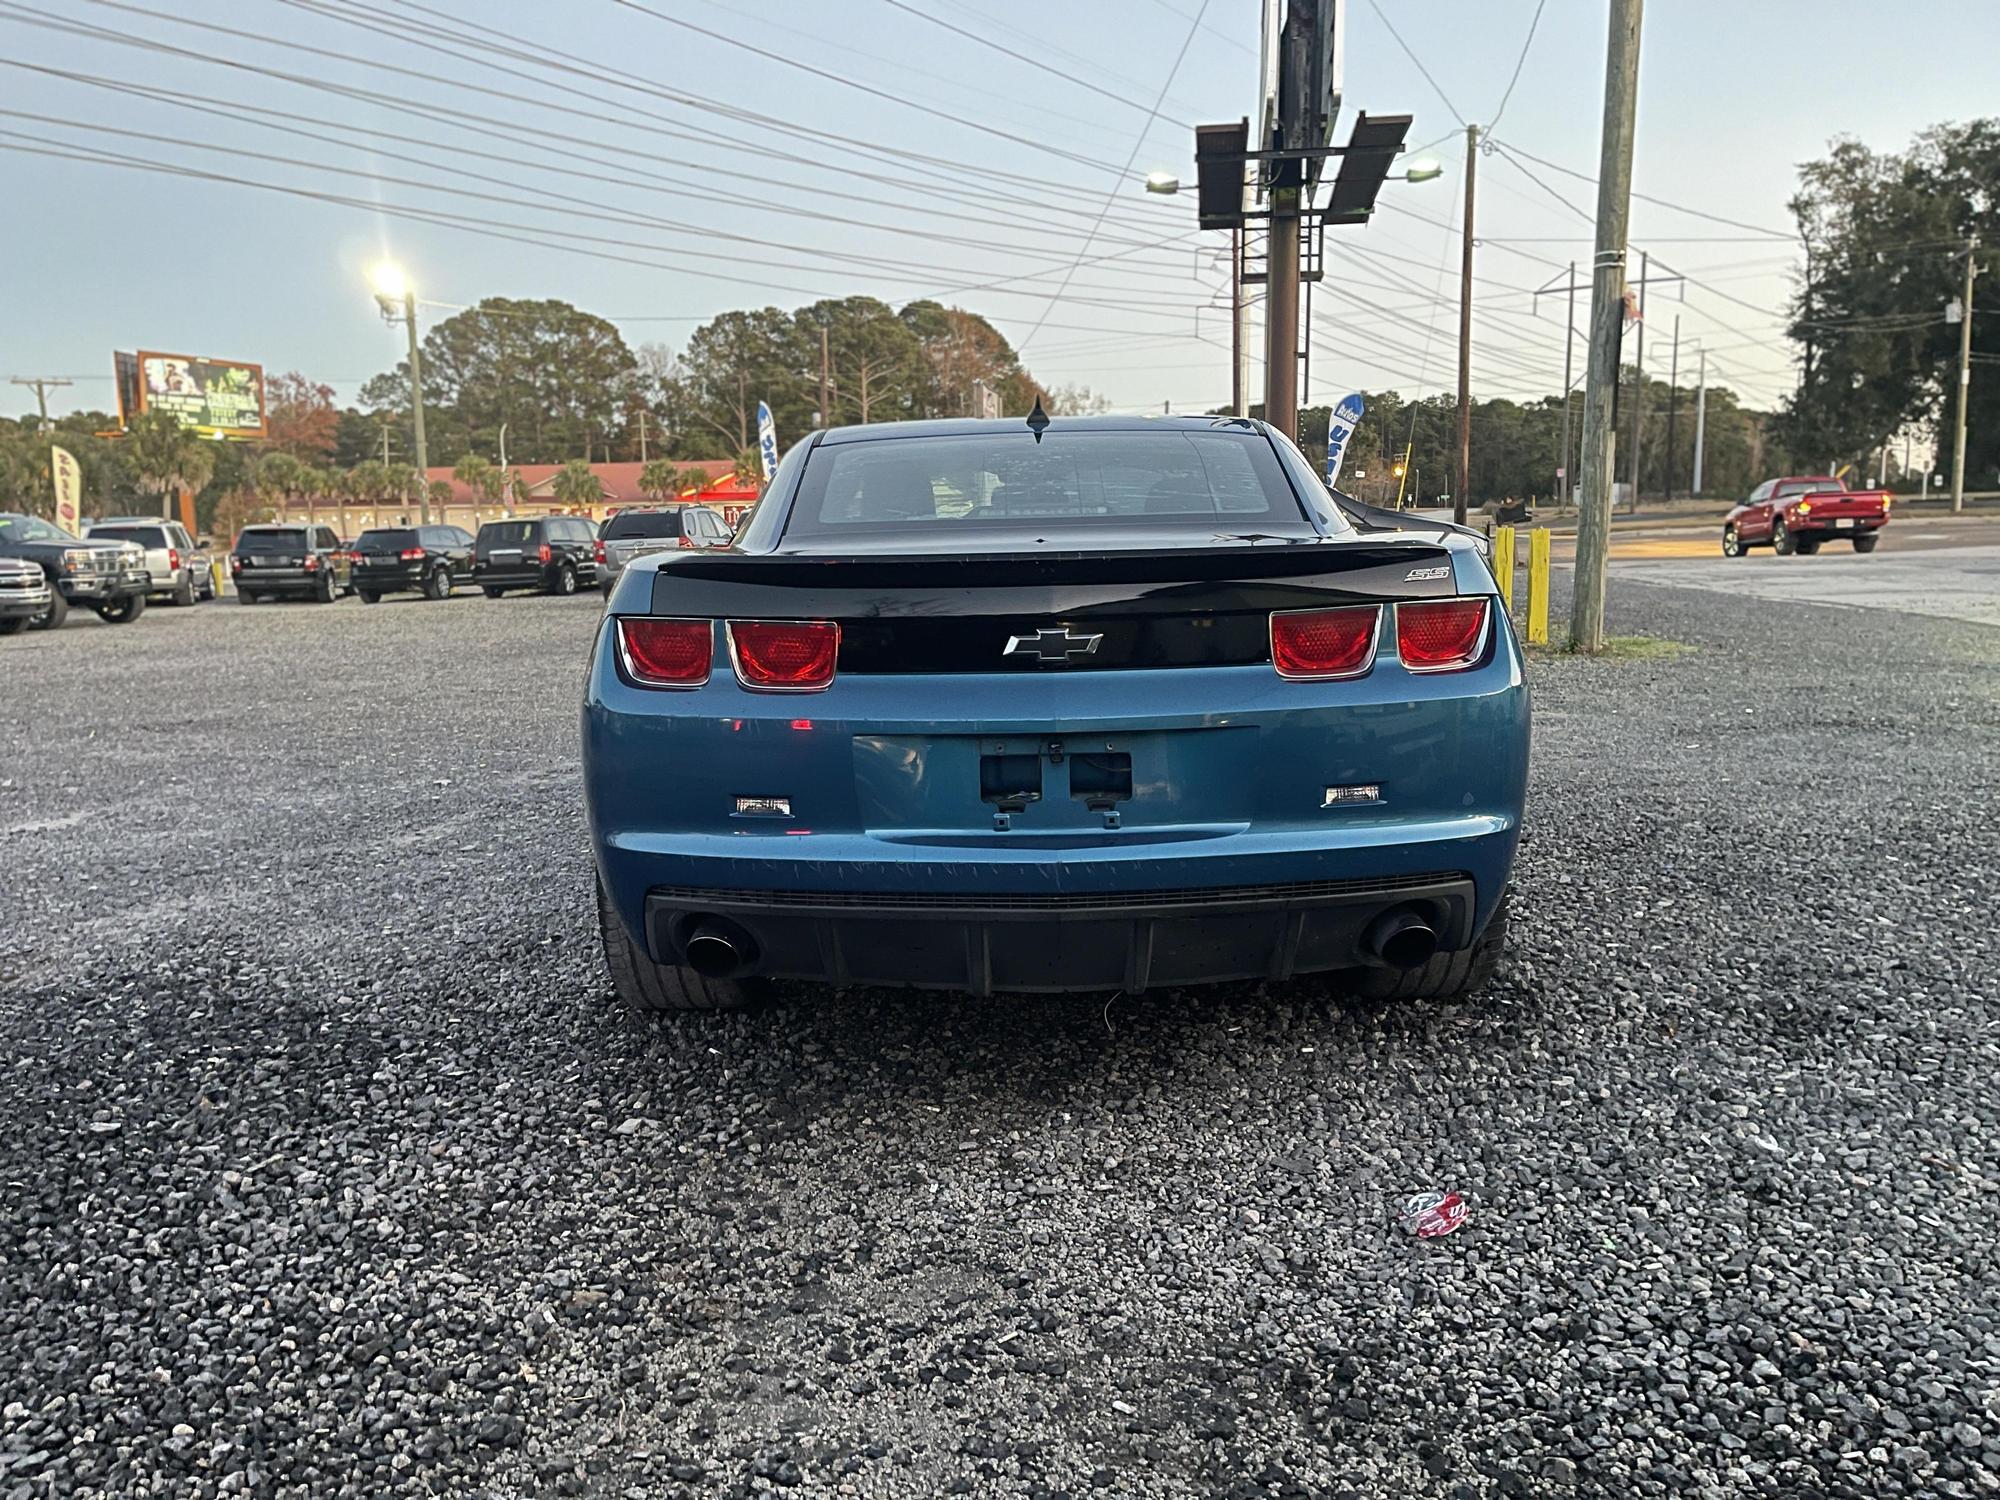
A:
[1026,396,1050,443]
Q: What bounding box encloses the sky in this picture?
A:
[4,0,1998,434]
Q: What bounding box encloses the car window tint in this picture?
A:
[87,525,167,548]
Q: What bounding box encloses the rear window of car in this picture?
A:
[356,529,417,553]
[235,528,306,552]
[601,510,687,540]
[478,521,534,546]
[785,429,1305,538]
[88,525,167,547]
[1774,478,1842,498]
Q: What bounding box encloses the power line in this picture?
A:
[1362,0,1465,126]
[1489,139,1795,240]
[1485,0,1547,131]
[1015,0,1212,354]
[876,0,1193,126]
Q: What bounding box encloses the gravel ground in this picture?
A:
[1,582,1994,1500]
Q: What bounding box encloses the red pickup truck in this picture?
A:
[1723,476,1890,557]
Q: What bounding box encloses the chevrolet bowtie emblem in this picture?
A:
[1003,626,1103,664]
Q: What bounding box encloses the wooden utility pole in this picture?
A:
[9,376,72,433]
[1570,0,1643,653]
[1264,188,1301,441]
[1231,223,1247,416]
[1561,262,1576,509]
[1952,237,1978,514]
[1664,314,1680,501]
[819,323,832,428]
[1455,123,1479,525]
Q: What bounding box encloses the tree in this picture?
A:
[428,479,455,516]
[383,463,421,523]
[255,452,307,527]
[552,459,602,510]
[262,372,340,461]
[673,308,810,454]
[452,453,495,509]
[639,458,685,501]
[732,448,764,489]
[796,297,921,424]
[126,409,216,520]
[348,460,389,527]
[1044,383,1111,416]
[899,301,1036,417]
[1783,120,2000,480]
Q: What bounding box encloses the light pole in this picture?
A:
[371,261,432,524]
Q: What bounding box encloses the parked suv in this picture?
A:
[0,512,150,628]
[84,518,213,606]
[351,524,474,602]
[0,555,53,636]
[594,505,729,595]
[231,523,352,604]
[473,516,597,597]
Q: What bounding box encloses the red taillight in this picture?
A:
[593,539,606,563]
[168,547,180,571]
[677,534,695,549]
[229,555,242,573]
[1395,597,1490,673]
[302,553,321,572]
[1269,605,1381,680]
[400,546,425,561]
[617,618,712,688]
[728,620,840,692]
[538,542,553,563]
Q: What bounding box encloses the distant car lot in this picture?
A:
[0,579,1993,1497]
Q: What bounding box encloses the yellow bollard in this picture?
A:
[1526,526,1551,645]
[1492,525,1515,613]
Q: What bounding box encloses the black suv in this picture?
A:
[473,516,598,597]
[351,524,475,603]
[0,511,151,629]
[231,523,352,604]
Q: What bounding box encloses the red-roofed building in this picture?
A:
[263,460,760,534]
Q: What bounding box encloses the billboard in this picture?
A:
[118,350,266,439]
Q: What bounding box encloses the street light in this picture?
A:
[368,260,431,522]
[1144,170,1181,194]
[1400,157,1444,183]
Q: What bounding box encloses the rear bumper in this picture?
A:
[1796,518,1887,537]
[235,567,321,593]
[638,865,1491,994]
[354,566,424,592]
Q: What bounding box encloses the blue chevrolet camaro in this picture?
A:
[583,413,1528,1012]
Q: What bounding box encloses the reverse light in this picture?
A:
[302,553,321,572]
[728,620,840,692]
[1270,605,1381,680]
[229,555,243,574]
[1396,597,1490,673]
[616,617,712,688]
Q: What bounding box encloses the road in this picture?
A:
[1,584,1995,1498]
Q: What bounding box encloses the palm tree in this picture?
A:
[329,466,357,539]
[349,460,389,529]
[255,452,306,528]
[383,463,420,524]
[732,448,764,490]
[639,458,681,503]
[428,479,454,520]
[552,459,602,514]
[128,409,217,521]
[452,454,493,525]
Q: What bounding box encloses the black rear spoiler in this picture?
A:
[1327,487,1490,551]
[647,539,1462,619]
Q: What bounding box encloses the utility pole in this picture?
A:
[1560,262,1576,510]
[1570,0,1643,654]
[1952,236,1978,514]
[1264,187,1301,442]
[9,376,72,433]
[1664,314,1680,501]
[1691,347,1707,495]
[637,408,649,463]
[396,288,431,523]
[1627,248,1648,513]
[1231,223,1249,417]
[1456,122,1479,526]
[819,323,832,428]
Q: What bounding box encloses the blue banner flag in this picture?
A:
[756,401,779,481]
[1325,392,1365,486]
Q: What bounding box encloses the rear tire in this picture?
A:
[1344,893,1510,1002]
[1796,537,1821,556]
[425,564,452,601]
[1853,533,1879,554]
[172,573,196,607]
[0,616,27,636]
[359,589,380,604]
[1772,519,1797,556]
[482,585,504,599]
[315,571,337,604]
[552,562,578,597]
[597,877,758,1013]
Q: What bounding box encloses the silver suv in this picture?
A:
[594,505,729,595]
[84,518,214,605]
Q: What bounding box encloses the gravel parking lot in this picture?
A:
[2,584,1994,1500]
